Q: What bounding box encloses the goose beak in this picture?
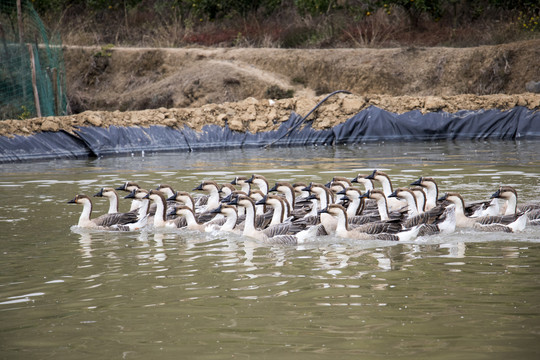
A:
[93,188,104,197]
[124,190,136,199]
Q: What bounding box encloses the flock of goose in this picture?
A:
[68,170,540,245]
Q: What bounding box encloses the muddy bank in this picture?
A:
[2,93,539,138]
[64,40,540,113]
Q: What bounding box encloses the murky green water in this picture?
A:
[1,141,540,359]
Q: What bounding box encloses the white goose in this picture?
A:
[68,194,142,230]
[228,194,298,244]
[366,170,407,211]
[321,204,420,241]
[115,181,142,211]
[491,185,540,225]
[439,192,527,232]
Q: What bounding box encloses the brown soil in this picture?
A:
[1,40,539,138]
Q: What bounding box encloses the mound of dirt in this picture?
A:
[2,93,539,138]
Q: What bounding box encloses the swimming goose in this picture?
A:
[303,182,336,234]
[336,187,381,225]
[173,205,224,232]
[351,174,374,192]
[228,194,297,244]
[268,182,297,215]
[366,170,407,211]
[246,174,270,195]
[438,192,527,231]
[143,189,186,228]
[491,185,540,225]
[68,194,139,229]
[124,188,151,221]
[115,181,142,211]
[256,194,289,226]
[193,180,222,213]
[410,177,439,211]
[410,186,427,213]
[320,204,420,241]
[231,176,251,194]
[208,204,241,232]
[388,188,446,228]
[220,183,237,198]
[93,187,123,214]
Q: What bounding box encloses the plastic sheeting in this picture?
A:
[1,106,539,163]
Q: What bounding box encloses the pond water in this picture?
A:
[1,140,539,359]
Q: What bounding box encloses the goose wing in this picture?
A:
[351,220,402,234]
[93,211,138,227]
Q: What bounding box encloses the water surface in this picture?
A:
[1,141,539,359]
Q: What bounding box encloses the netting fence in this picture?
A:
[0,0,68,120]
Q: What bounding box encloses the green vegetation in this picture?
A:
[21,0,540,47]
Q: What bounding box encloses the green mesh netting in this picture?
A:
[0,0,68,120]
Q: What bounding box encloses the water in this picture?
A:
[1,140,540,359]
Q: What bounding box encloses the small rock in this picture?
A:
[342,97,365,114]
[424,96,445,111]
[41,119,59,132]
[228,118,244,131]
[525,81,540,93]
[87,114,102,127]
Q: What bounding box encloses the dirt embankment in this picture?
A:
[1,40,539,137]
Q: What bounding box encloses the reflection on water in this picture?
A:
[1,141,540,359]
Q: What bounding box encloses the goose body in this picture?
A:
[439,192,526,232]
[68,194,139,229]
[491,185,540,225]
[321,204,420,241]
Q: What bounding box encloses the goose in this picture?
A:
[115,181,142,211]
[410,186,427,213]
[246,174,270,195]
[491,185,540,225]
[351,174,374,192]
[68,194,140,229]
[193,180,222,213]
[438,192,527,232]
[124,188,151,221]
[388,188,446,228]
[167,190,216,225]
[410,177,439,211]
[411,176,487,216]
[172,205,223,232]
[269,182,297,215]
[256,194,289,226]
[220,183,237,198]
[208,204,241,233]
[231,176,251,194]
[336,187,381,226]
[303,182,336,234]
[320,204,420,241]
[93,187,124,214]
[143,189,186,228]
[365,170,407,211]
[228,194,297,244]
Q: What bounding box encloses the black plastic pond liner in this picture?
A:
[1,106,539,163]
[0,130,90,163]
